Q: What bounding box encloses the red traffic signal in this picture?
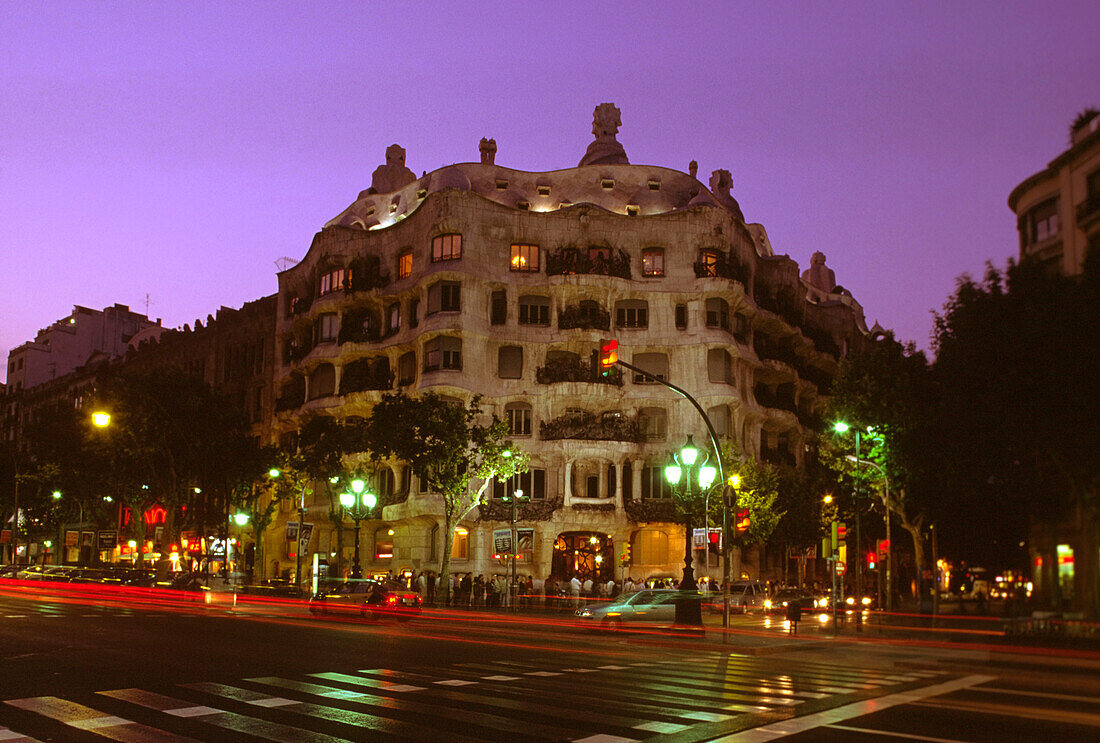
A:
[599,339,619,376]
[735,509,751,534]
[837,521,847,540]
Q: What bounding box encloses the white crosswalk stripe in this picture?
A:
[0,650,951,742]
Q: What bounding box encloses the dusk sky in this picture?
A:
[2,2,1096,380]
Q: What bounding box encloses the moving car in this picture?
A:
[765,588,816,615]
[727,580,767,613]
[309,579,423,621]
[575,589,704,629]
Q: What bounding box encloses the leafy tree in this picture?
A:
[827,332,937,596]
[361,392,522,605]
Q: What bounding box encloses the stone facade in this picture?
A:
[268,104,870,587]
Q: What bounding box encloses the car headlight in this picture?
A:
[861,597,871,606]
[845,597,855,606]
[764,599,773,609]
[578,608,592,617]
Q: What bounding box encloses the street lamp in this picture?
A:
[339,478,376,580]
[664,435,715,627]
[834,421,865,628]
[845,454,893,613]
[92,411,111,428]
[500,450,529,610]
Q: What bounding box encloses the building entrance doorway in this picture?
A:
[552,532,613,581]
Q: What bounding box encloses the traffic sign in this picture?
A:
[836,561,847,576]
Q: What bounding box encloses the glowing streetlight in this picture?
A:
[92,411,111,427]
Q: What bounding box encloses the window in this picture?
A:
[424,336,462,371]
[315,313,338,343]
[632,352,668,384]
[374,528,394,559]
[498,346,523,379]
[427,281,461,314]
[707,404,732,438]
[640,467,673,499]
[409,298,419,328]
[733,313,748,339]
[705,298,730,330]
[642,248,664,277]
[398,250,413,279]
[510,244,540,272]
[699,249,722,277]
[397,351,416,386]
[308,363,336,399]
[675,304,687,330]
[452,527,469,560]
[615,299,649,329]
[387,303,400,334]
[319,268,346,295]
[505,402,532,436]
[376,468,395,497]
[492,468,546,500]
[431,233,462,262]
[518,295,551,325]
[1029,199,1060,242]
[639,407,667,441]
[490,290,507,325]
[633,529,669,566]
[588,246,611,274]
[708,348,732,384]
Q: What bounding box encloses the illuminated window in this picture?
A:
[699,249,722,277]
[518,295,550,326]
[374,528,394,559]
[615,299,648,329]
[398,250,413,279]
[505,402,532,435]
[452,527,469,560]
[319,268,346,295]
[431,234,462,262]
[642,248,664,277]
[633,529,669,565]
[510,244,540,272]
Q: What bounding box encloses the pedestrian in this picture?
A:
[416,571,427,596]
[582,575,594,601]
[570,574,582,610]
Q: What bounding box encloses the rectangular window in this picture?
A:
[387,303,400,334]
[588,246,611,274]
[397,351,416,386]
[641,466,673,499]
[492,469,546,500]
[319,268,346,296]
[1030,199,1060,242]
[510,244,540,272]
[640,407,667,441]
[632,352,668,384]
[518,295,551,325]
[498,346,523,379]
[431,234,462,262]
[705,298,730,330]
[700,249,722,277]
[615,301,648,329]
[427,281,461,315]
[425,337,462,371]
[642,248,664,277]
[490,290,507,325]
[505,404,531,435]
[452,528,469,560]
[675,304,687,330]
[398,250,413,279]
[409,298,419,328]
[316,313,338,342]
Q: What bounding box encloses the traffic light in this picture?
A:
[867,552,877,570]
[599,339,619,376]
[735,509,751,534]
[620,542,632,566]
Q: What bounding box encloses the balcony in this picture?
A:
[754,336,798,367]
[338,307,382,345]
[339,358,394,395]
[535,356,622,386]
[546,248,631,279]
[693,257,746,283]
[1077,195,1100,229]
[558,302,611,331]
[539,411,643,443]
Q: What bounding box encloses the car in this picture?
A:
[309,579,423,621]
[764,588,816,615]
[727,580,767,613]
[575,589,705,630]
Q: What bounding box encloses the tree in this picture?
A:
[361,392,522,605]
[827,332,937,598]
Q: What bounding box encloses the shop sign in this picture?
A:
[97,531,118,551]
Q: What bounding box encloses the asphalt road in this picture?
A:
[1,585,1098,742]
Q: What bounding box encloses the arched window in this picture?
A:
[632,529,669,566]
[308,363,336,399]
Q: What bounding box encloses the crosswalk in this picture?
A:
[0,652,947,742]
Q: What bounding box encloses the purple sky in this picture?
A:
[2,2,1096,379]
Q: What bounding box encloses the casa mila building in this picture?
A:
[269,104,872,586]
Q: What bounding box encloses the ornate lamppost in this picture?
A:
[664,435,718,627]
[339,478,376,580]
[499,450,529,610]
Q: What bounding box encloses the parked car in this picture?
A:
[309,579,423,621]
[765,588,816,615]
[575,589,705,630]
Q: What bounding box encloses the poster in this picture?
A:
[493,528,512,555]
[298,522,314,550]
[285,521,299,542]
[65,530,79,547]
[97,531,118,551]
